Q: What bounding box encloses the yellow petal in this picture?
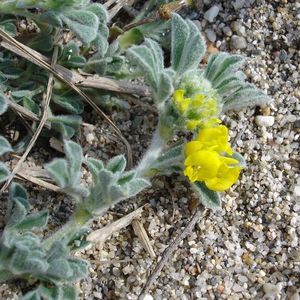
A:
[205,164,241,191]
[186,119,201,130]
[184,150,221,181]
[185,141,203,156]
[173,89,185,102]
[220,156,239,165]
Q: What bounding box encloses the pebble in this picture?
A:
[205,28,217,42]
[294,186,300,198]
[142,294,154,300]
[279,49,288,62]
[230,35,247,49]
[263,283,281,299]
[222,26,233,36]
[231,21,246,36]
[204,5,220,22]
[255,115,275,127]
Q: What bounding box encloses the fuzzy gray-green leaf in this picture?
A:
[192,181,221,210]
[60,10,99,43]
[107,155,126,173]
[0,135,12,155]
[15,210,49,231]
[85,158,104,182]
[171,14,206,74]
[127,178,150,197]
[45,158,69,188]
[0,91,8,115]
[232,152,247,168]
[0,162,10,183]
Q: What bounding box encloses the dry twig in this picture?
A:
[0,35,60,193]
[132,219,156,258]
[87,205,148,246]
[138,205,203,300]
[0,28,134,169]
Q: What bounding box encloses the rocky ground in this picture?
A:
[1,0,299,299]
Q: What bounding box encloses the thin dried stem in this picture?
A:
[0,34,60,193]
[0,28,134,169]
[138,205,203,300]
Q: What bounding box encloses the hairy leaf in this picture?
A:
[0,91,8,114]
[45,158,69,188]
[0,135,12,155]
[60,10,99,43]
[107,155,126,173]
[171,14,206,74]
[192,181,221,210]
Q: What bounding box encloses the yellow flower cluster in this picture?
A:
[172,89,220,130]
[184,125,241,191]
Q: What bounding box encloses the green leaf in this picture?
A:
[119,28,144,49]
[126,178,150,197]
[47,258,73,279]
[61,285,77,300]
[45,158,69,188]
[19,290,40,300]
[0,91,8,114]
[0,162,10,183]
[107,155,126,173]
[85,158,104,181]
[232,152,246,168]
[191,181,221,210]
[60,10,99,43]
[171,14,206,74]
[66,258,89,281]
[0,135,12,155]
[64,140,83,183]
[39,11,63,27]
[205,53,244,84]
[49,115,82,138]
[23,97,40,115]
[86,3,108,23]
[15,210,49,231]
[52,94,84,114]
[222,84,270,111]
[150,142,184,175]
[117,171,135,185]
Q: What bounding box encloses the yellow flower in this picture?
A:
[172,89,221,130]
[184,125,242,191]
[173,89,190,113]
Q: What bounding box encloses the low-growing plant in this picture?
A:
[0,1,270,299]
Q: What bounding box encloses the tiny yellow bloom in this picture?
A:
[205,164,241,191]
[172,89,221,131]
[184,150,221,182]
[183,124,242,191]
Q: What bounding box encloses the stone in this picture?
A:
[143,294,154,300]
[279,49,288,62]
[294,186,300,197]
[204,6,220,23]
[231,21,246,36]
[223,26,233,37]
[255,115,275,127]
[205,29,217,42]
[230,35,247,49]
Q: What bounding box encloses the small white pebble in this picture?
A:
[255,115,275,127]
[142,294,154,300]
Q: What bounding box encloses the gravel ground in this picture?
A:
[1,0,299,299]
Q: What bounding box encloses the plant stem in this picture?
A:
[135,128,166,178]
[43,205,92,250]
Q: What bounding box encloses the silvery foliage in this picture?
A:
[0,0,107,44]
[45,140,150,214]
[0,92,11,183]
[204,52,271,111]
[127,14,266,209]
[127,14,206,103]
[0,183,89,300]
